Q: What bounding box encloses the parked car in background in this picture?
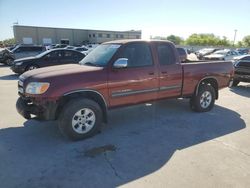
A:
[65,46,75,49]
[11,49,85,74]
[74,46,89,53]
[204,49,240,61]
[52,44,68,49]
[195,48,220,60]
[236,48,249,55]
[0,48,14,65]
[11,45,46,60]
[176,47,188,62]
[232,55,250,86]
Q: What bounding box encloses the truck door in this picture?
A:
[108,42,158,107]
[156,43,183,99]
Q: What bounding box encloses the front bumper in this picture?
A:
[11,65,25,74]
[16,97,58,120]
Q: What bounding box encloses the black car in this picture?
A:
[232,55,250,86]
[11,49,85,74]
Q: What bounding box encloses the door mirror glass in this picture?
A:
[113,58,128,68]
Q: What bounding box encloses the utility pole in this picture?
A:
[233,29,237,46]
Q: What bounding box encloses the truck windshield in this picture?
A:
[80,44,121,67]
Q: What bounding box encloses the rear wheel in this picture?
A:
[58,98,103,141]
[190,84,215,112]
[5,58,14,66]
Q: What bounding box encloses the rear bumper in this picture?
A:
[16,97,58,120]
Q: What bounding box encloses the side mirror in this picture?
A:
[113,58,128,69]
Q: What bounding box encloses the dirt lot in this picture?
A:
[0,64,250,188]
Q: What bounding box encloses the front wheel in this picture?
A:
[190,84,215,112]
[5,58,14,66]
[58,99,103,141]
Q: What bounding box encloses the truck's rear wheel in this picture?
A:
[58,99,103,141]
[190,84,215,112]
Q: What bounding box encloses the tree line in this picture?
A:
[152,34,250,47]
[1,34,250,48]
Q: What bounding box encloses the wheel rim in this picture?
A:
[71,108,96,134]
[200,91,212,109]
[28,66,37,70]
[6,59,13,65]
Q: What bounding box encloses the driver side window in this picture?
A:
[118,43,153,67]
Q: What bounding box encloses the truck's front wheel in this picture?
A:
[190,84,215,112]
[58,99,103,141]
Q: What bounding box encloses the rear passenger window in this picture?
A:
[157,44,176,65]
[64,51,73,58]
[119,43,153,67]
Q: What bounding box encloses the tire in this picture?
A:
[26,64,38,71]
[232,80,239,87]
[5,58,14,66]
[58,98,103,141]
[190,84,215,112]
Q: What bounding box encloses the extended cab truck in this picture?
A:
[16,40,234,140]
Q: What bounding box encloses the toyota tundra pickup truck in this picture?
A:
[16,40,234,140]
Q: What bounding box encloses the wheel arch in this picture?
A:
[56,90,108,123]
[195,77,219,99]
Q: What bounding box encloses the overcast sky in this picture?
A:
[0,0,249,41]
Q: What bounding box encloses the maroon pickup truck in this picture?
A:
[16,40,234,140]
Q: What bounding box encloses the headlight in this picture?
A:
[15,61,23,65]
[25,82,50,94]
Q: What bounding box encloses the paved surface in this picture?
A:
[0,64,250,188]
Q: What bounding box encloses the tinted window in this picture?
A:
[14,47,24,53]
[30,47,43,51]
[157,44,176,65]
[242,56,250,61]
[45,51,62,58]
[176,48,186,56]
[64,51,73,58]
[238,61,250,67]
[119,43,153,67]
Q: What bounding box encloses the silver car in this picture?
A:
[11,45,46,60]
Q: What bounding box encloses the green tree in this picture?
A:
[0,38,15,46]
[152,36,168,40]
[185,34,231,46]
[166,35,184,45]
[242,35,250,47]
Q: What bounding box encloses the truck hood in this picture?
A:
[21,64,104,81]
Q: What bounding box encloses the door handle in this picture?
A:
[148,72,154,75]
[161,71,168,74]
